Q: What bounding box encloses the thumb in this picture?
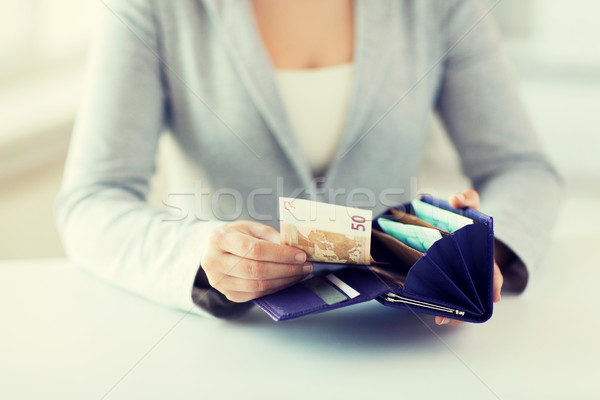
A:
[449,189,480,210]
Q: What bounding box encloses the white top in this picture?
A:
[274,63,354,176]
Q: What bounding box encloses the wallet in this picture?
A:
[253,196,495,323]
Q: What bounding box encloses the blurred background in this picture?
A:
[1,0,599,259]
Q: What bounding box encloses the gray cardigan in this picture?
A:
[56,0,562,317]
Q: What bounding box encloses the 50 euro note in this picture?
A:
[279,197,372,265]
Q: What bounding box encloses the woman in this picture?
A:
[56,0,562,325]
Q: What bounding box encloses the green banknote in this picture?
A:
[411,199,473,233]
[377,218,443,252]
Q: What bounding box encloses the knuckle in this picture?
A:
[246,260,266,279]
[205,273,222,288]
[287,263,303,276]
[252,279,271,293]
[200,255,216,274]
[202,249,217,264]
[209,228,226,247]
[247,241,263,259]
[232,220,250,229]
[260,225,278,239]
[260,225,276,235]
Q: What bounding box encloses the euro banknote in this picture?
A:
[279,197,372,265]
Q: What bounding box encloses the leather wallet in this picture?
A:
[254,196,495,323]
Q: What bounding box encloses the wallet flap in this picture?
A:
[403,254,483,315]
[408,233,484,312]
[385,197,494,322]
[254,265,395,321]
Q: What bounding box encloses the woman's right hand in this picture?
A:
[200,221,313,303]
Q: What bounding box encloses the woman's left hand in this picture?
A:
[435,189,504,326]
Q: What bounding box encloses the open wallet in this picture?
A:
[253,196,495,323]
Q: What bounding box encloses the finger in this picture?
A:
[448,189,480,210]
[217,274,307,293]
[219,278,306,303]
[220,290,258,303]
[219,231,307,264]
[240,221,281,244]
[493,262,503,303]
[216,253,312,280]
[435,316,465,326]
[220,289,282,303]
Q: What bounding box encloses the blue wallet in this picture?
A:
[254,196,495,323]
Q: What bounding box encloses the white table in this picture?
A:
[1,233,598,400]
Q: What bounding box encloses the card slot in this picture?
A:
[377,217,444,253]
[386,208,450,237]
[412,198,476,233]
[254,281,338,320]
[420,195,485,224]
[372,229,423,263]
[303,276,349,305]
[370,229,422,282]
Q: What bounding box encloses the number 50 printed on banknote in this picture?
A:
[279,197,372,265]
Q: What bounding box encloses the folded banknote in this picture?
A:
[412,199,473,233]
[377,218,443,252]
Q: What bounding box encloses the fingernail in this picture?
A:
[295,253,306,262]
[439,318,450,325]
[302,262,313,274]
[456,193,466,203]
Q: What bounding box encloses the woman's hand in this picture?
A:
[200,221,312,303]
[435,189,504,326]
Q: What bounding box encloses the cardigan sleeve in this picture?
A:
[55,0,249,317]
[436,0,564,291]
